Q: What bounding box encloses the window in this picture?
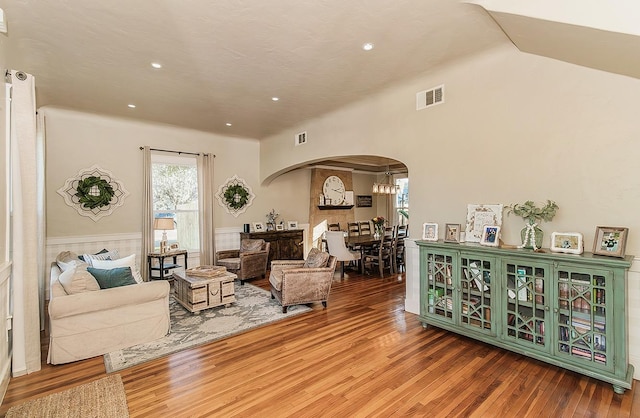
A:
[395,177,409,225]
[152,153,199,252]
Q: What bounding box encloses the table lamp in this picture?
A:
[154,217,175,252]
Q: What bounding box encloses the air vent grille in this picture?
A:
[295,131,307,146]
[416,85,444,110]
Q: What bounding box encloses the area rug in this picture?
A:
[104,282,311,372]
[5,374,128,418]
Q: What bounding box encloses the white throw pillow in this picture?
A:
[91,254,143,283]
[58,265,100,295]
[56,251,87,272]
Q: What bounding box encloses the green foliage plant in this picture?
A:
[507,200,558,225]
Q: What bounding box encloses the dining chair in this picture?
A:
[359,221,372,236]
[325,231,360,278]
[347,222,360,237]
[328,222,341,231]
[362,233,394,277]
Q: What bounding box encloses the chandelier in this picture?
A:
[372,168,399,195]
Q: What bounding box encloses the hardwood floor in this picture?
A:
[1,271,638,417]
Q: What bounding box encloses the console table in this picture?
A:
[417,240,633,393]
[147,249,188,280]
[240,229,304,264]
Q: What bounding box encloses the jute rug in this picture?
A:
[104,282,311,372]
[5,374,128,418]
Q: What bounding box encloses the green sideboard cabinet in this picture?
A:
[417,240,634,393]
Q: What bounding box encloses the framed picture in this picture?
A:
[480,225,500,247]
[550,232,584,255]
[593,226,628,258]
[444,223,461,243]
[287,221,299,230]
[422,222,438,241]
[275,224,284,231]
[252,222,265,232]
[464,204,503,243]
[356,195,373,207]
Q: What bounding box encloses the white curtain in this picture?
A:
[198,153,215,265]
[141,146,154,281]
[10,70,42,375]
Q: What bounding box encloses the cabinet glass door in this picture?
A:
[504,261,549,351]
[555,266,612,372]
[460,255,494,334]
[424,250,456,324]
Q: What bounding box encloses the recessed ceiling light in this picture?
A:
[362,43,374,51]
[151,62,162,69]
[271,97,279,101]
[226,123,232,126]
[127,104,136,108]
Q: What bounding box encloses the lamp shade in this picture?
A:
[153,217,174,230]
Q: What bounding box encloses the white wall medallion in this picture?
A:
[216,175,255,217]
[57,165,130,222]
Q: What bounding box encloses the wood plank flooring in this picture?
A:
[1,271,638,417]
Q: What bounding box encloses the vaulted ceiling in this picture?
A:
[3,1,638,143]
[3,1,506,139]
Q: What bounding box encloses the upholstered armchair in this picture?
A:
[216,239,270,285]
[269,249,337,313]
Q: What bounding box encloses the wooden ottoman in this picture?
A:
[173,269,237,313]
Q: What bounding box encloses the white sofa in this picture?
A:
[48,259,171,365]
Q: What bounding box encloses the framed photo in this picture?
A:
[422,222,438,241]
[356,195,373,207]
[593,226,628,258]
[252,222,265,232]
[465,204,503,243]
[444,223,461,243]
[550,232,584,255]
[287,221,299,230]
[275,224,284,231]
[480,225,500,247]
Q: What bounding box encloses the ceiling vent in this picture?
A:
[416,85,444,110]
[295,131,307,146]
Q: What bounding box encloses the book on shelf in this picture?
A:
[516,268,530,301]
[468,262,489,291]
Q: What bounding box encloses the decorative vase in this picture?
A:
[374,225,384,239]
[520,222,543,250]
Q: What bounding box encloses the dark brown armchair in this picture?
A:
[269,250,337,313]
[216,239,270,285]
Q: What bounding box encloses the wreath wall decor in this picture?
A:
[216,175,255,217]
[57,165,129,222]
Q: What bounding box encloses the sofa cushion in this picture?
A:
[88,267,137,289]
[58,265,101,295]
[217,257,241,271]
[304,248,330,268]
[56,251,87,272]
[91,254,143,283]
[241,239,264,253]
[82,250,121,266]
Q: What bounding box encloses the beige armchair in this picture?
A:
[216,239,270,285]
[269,250,337,313]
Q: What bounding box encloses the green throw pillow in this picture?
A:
[87,267,137,289]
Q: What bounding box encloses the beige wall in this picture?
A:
[261,43,640,256]
[42,107,310,238]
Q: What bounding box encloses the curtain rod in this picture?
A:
[139,146,215,157]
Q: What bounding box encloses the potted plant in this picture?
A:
[507,200,558,250]
[371,216,386,238]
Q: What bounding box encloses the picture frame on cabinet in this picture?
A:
[252,222,265,232]
[287,221,299,230]
[464,204,503,243]
[444,223,461,243]
[422,223,438,241]
[550,232,584,255]
[593,226,628,258]
[275,224,284,231]
[480,225,500,247]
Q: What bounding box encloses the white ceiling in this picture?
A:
[3,0,507,138]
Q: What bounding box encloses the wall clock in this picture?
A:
[216,175,255,217]
[322,175,346,205]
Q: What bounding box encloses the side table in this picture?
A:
[147,249,188,280]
